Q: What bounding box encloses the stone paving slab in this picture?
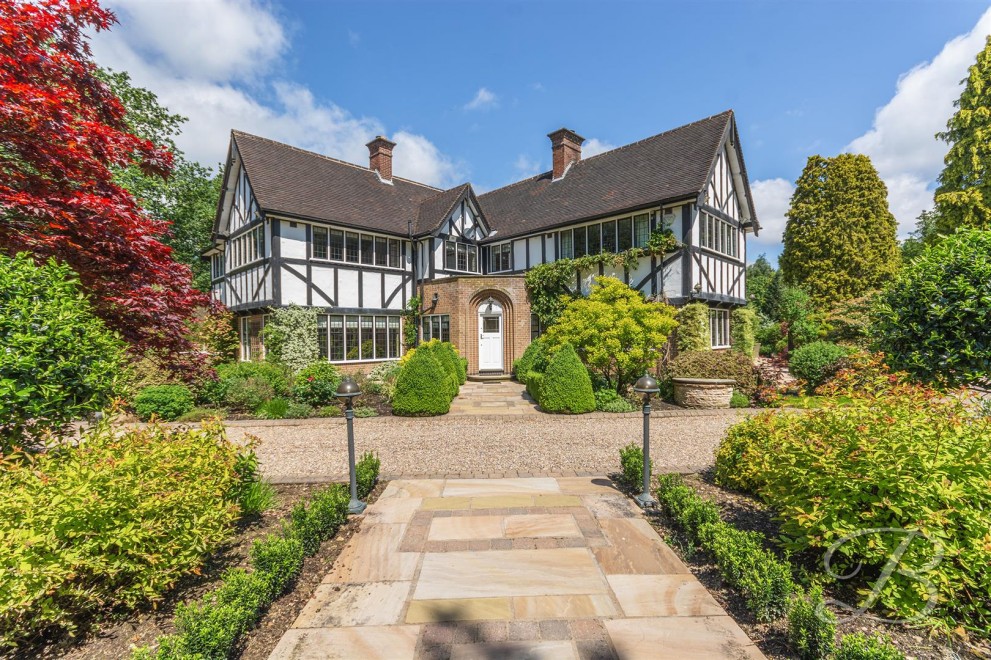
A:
[268,477,765,660]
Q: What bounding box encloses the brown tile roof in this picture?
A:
[477,110,736,240]
[414,183,470,235]
[229,111,749,241]
[232,130,439,236]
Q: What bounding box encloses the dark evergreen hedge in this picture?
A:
[537,343,595,414]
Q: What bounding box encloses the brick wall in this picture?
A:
[421,275,531,374]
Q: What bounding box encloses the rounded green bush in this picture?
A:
[291,362,342,406]
[513,339,548,385]
[214,362,290,398]
[874,228,991,386]
[423,342,459,398]
[788,341,850,393]
[665,350,758,396]
[0,253,125,449]
[392,350,452,416]
[222,377,276,412]
[538,343,595,414]
[133,385,195,421]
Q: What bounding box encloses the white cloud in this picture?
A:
[582,138,615,158]
[464,87,498,111]
[749,177,794,255]
[348,30,361,47]
[530,82,545,92]
[845,7,991,236]
[91,0,463,187]
[513,154,541,178]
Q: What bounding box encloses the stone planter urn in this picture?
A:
[672,378,735,409]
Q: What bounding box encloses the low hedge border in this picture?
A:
[133,452,381,660]
[652,472,904,660]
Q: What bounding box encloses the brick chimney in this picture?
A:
[366,136,396,182]
[548,128,585,180]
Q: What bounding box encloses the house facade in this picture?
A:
[207,110,760,374]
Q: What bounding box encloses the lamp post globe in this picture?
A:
[632,373,660,509]
[336,376,366,514]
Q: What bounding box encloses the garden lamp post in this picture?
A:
[633,373,660,509]
[335,376,366,514]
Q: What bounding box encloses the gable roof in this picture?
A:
[414,183,469,235]
[477,110,739,239]
[231,130,439,236]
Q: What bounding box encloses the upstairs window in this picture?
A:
[699,211,739,258]
[313,227,328,259]
[634,213,650,247]
[491,243,512,272]
[560,231,573,259]
[388,239,402,268]
[445,240,479,272]
[329,230,344,261]
[617,217,633,251]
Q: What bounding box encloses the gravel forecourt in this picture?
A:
[224,409,755,482]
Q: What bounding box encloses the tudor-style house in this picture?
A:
[206,110,760,375]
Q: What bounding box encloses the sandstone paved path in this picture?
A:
[269,476,765,660]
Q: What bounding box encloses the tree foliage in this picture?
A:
[543,277,677,391]
[873,229,991,387]
[101,70,221,292]
[0,254,125,452]
[934,35,991,234]
[781,154,900,304]
[745,255,777,318]
[0,0,208,373]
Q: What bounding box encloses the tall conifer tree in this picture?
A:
[780,154,899,304]
[934,35,991,234]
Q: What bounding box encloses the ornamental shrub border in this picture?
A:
[134,452,381,659]
[651,474,904,658]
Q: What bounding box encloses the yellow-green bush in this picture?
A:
[0,419,253,648]
[714,374,991,630]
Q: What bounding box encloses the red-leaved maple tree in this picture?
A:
[0,0,210,375]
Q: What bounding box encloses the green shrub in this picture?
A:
[171,568,268,659]
[715,378,991,630]
[656,475,794,622]
[538,343,595,414]
[619,442,652,491]
[702,522,795,622]
[525,371,544,402]
[729,390,749,408]
[834,632,904,660]
[675,302,710,353]
[238,480,276,516]
[873,228,991,387]
[0,253,125,451]
[287,485,350,555]
[543,277,677,390]
[175,406,225,422]
[261,304,319,374]
[133,384,194,421]
[429,342,461,397]
[250,535,304,601]
[655,474,721,547]
[788,341,851,393]
[291,362,342,406]
[595,388,636,412]
[787,585,837,660]
[219,377,274,413]
[514,339,549,384]
[316,405,342,417]
[256,397,290,419]
[356,451,381,499]
[392,349,452,416]
[353,405,378,418]
[0,420,250,648]
[664,349,757,396]
[204,361,289,411]
[285,401,313,418]
[731,306,758,356]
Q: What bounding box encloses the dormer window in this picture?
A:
[445,240,479,273]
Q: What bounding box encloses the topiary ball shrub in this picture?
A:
[788,341,851,393]
[291,362,342,406]
[538,343,595,414]
[392,350,452,416]
[133,385,195,421]
[874,228,991,387]
[664,350,757,396]
[513,339,549,385]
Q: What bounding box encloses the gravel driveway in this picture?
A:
[225,409,754,482]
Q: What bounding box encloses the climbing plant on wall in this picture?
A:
[524,229,679,328]
[403,296,421,350]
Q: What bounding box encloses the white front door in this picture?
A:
[478,302,503,372]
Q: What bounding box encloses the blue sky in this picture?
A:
[92,1,991,263]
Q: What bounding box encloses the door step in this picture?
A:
[467,372,513,382]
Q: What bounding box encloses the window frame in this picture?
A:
[709,308,731,349]
[422,314,451,342]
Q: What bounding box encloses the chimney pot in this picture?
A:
[548,128,585,180]
[366,136,397,182]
